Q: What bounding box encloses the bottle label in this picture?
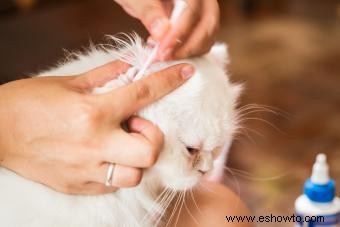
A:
[295,212,339,227]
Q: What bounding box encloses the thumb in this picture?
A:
[115,0,170,40]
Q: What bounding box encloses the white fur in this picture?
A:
[0,34,241,227]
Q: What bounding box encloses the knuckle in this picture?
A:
[206,15,220,37]
[152,64,185,88]
[63,184,74,194]
[134,82,153,101]
[187,0,201,19]
[65,155,94,181]
[77,95,103,127]
[143,143,159,166]
[208,20,219,38]
[127,170,143,186]
[58,181,76,194]
[163,69,181,87]
[149,126,164,150]
[154,127,164,147]
[141,4,164,25]
[184,47,194,57]
[177,47,193,59]
[201,42,213,55]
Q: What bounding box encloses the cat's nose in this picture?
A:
[198,169,208,175]
[198,164,213,175]
[197,153,213,174]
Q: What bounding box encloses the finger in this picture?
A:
[173,0,220,59]
[93,163,143,188]
[157,0,202,60]
[115,0,170,40]
[56,180,117,195]
[74,182,118,195]
[111,164,143,188]
[162,0,175,17]
[99,64,195,119]
[127,116,164,157]
[75,60,130,90]
[173,23,215,59]
[102,130,159,168]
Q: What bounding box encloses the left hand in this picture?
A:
[114,0,220,60]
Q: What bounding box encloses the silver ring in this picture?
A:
[105,163,115,186]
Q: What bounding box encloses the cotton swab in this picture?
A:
[133,0,188,81]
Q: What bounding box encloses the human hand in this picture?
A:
[0,61,194,195]
[114,0,220,60]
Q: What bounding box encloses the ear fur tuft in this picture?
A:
[208,43,229,69]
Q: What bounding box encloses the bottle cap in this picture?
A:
[304,153,336,203]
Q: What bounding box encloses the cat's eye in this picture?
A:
[186,147,199,156]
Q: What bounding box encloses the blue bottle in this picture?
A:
[295,154,340,226]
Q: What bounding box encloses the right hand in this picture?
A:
[114,0,220,60]
[0,61,194,195]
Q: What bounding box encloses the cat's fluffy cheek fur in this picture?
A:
[152,138,201,190]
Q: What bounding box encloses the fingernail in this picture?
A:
[181,65,195,79]
[146,37,156,47]
[150,18,169,40]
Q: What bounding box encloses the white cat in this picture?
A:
[0,34,242,227]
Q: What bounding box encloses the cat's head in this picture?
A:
[137,43,242,190]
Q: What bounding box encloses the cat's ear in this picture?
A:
[207,43,229,69]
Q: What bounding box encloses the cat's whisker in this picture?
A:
[237,106,271,114]
[232,134,248,143]
[159,190,177,220]
[151,188,169,207]
[237,126,266,142]
[235,104,290,136]
[237,107,270,115]
[165,191,185,227]
[153,189,175,226]
[197,181,218,196]
[223,166,289,181]
[234,127,258,145]
[174,191,186,227]
[165,193,180,227]
[237,117,284,134]
[239,125,265,137]
[236,109,278,119]
[158,189,173,207]
[220,167,241,212]
[141,187,169,224]
[189,188,204,217]
[237,103,290,119]
[154,189,177,227]
[146,190,167,226]
[183,190,200,225]
[223,166,241,197]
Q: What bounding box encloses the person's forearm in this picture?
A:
[0,82,14,166]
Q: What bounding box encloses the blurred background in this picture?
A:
[0,0,339,226]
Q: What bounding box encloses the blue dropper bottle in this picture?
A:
[295,153,340,226]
